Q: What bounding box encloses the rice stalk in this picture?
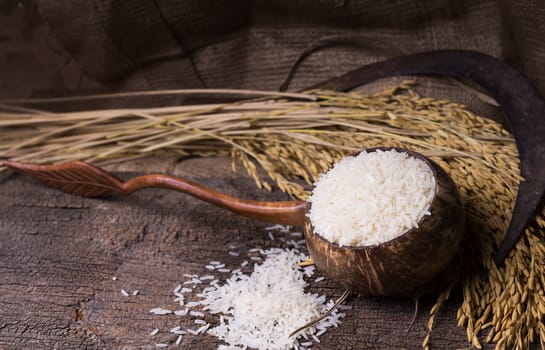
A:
[0,82,543,350]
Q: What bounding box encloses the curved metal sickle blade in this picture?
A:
[309,50,545,265]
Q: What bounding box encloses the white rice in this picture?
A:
[201,249,345,350]
[147,230,346,349]
[315,328,327,337]
[174,293,185,304]
[187,328,199,335]
[196,324,210,334]
[308,149,436,246]
[176,335,183,345]
[174,309,188,316]
[150,307,172,315]
[265,224,292,233]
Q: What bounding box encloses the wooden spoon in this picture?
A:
[2,147,464,296]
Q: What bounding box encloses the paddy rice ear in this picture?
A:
[0,83,540,349]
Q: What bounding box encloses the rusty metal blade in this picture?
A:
[310,50,545,265]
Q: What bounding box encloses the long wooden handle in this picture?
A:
[2,160,307,226]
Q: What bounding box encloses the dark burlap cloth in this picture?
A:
[37,0,545,103]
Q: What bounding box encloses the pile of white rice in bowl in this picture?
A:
[308,148,436,247]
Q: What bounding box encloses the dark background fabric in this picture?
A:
[36,0,545,97]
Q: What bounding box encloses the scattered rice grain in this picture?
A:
[316,328,327,337]
[150,307,172,315]
[196,324,210,334]
[174,309,188,316]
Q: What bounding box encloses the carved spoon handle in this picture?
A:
[2,160,307,226]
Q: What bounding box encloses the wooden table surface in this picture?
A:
[0,5,497,350]
[1,156,479,350]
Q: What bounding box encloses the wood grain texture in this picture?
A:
[0,156,493,349]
